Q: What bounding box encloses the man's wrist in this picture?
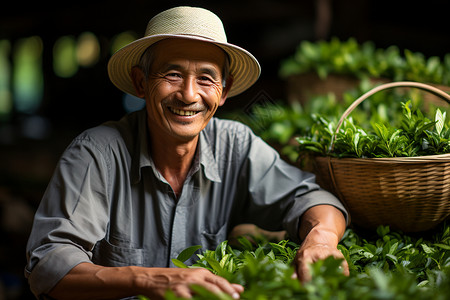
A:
[301,226,340,248]
[298,205,347,243]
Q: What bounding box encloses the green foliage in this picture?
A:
[339,223,450,282]
[223,78,449,162]
[139,222,450,300]
[279,37,450,85]
[235,37,450,163]
[171,245,203,268]
[296,100,450,158]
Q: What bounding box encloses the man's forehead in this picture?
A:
[159,62,220,77]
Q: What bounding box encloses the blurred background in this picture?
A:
[1,0,449,298]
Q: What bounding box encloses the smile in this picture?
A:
[169,107,199,116]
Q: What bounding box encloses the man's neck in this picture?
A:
[148,132,198,198]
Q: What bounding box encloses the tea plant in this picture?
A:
[138,222,450,300]
[223,79,445,163]
[296,100,450,158]
[279,37,450,85]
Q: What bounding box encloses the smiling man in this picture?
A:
[132,39,233,198]
[25,6,349,300]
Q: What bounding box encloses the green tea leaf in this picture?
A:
[386,254,398,263]
[171,258,188,269]
[205,257,228,277]
[237,236,254,251]
[176,245,203,263]
[434,243,450,250]
[421,244,436,254]
[435,108,446,136]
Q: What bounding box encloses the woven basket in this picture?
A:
[313,82,450,232]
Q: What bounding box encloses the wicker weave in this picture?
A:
[313,82,450,232]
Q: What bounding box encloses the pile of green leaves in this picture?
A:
[340,224,450,283]
[138,222,450,300]
[297,100,450,158]
[223,79,447,162]
[279,37,450,85]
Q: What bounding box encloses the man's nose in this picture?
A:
[177,77,200,103]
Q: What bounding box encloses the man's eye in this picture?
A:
[199,76,213,82]
[165,73,181,79]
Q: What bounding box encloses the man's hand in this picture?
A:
[48,263,244,300]
[137,267,244,299]
[294,227,349,282]
[294,205,349,282]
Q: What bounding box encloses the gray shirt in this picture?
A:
[25,109,347,297]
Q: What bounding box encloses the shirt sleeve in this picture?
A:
[239,130,348,244]
[24,135,111,297]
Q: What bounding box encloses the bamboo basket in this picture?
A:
[313,82,450,232]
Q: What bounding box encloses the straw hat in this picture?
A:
[108,6,261,98]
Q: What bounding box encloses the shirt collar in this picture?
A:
[131,110,152,184]
[198,127,222,183]
[131,111,221,184]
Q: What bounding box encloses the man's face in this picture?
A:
[134,38,230,143]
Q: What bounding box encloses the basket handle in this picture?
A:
[331,81,450,149]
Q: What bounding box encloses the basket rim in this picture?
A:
[314,153,450,164]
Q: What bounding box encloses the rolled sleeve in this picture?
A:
[25,245,92,296]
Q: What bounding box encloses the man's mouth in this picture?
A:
[169,107,199,116]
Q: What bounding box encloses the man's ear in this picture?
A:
[130,66,146,98]
[219,76,234,106]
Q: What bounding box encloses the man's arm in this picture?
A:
[48,262,244,300]
[294,204,349,282]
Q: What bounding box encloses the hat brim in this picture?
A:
[107,34,261,98]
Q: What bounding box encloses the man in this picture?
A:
[25,6,349,300]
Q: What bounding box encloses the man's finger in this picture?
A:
[231,283,244,292]
[341,259,350,276]
[206,275,242,299]
[173,285,193,299]
[199,281,227,296]
[295,255,313,283]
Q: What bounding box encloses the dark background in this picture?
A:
[0,0,449,298]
